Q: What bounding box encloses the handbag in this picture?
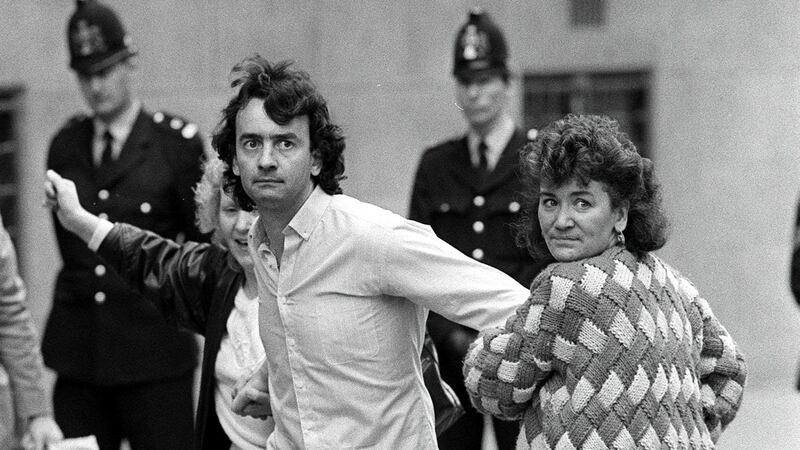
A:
[421,331,465,436]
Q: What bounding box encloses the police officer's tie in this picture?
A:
[101,130,114,167]
[478,140,488,172]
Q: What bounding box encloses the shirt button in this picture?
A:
[471,248,484,261]
[473,195,485,207]
[473,221,485,234]
[439,203,450,213]
[94,292,106,304]
[508,201,521,213]
[98,189,109,201]
[94,265,106,276]
[98,213,109,220]
[140,202,152,214]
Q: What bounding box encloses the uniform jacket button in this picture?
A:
[94,292,106,304]
[98,189,109,200]
[94,265,106,277]
[471,248,484,260]
[473,195,485,207]
[473,221,485,234]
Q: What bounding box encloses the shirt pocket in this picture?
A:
[313,296,381,365]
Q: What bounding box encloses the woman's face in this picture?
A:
[538,178,628,262]
[218,188,257,272]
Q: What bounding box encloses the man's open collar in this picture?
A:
[286,185,331,241]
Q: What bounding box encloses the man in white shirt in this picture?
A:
[213,55,530,449]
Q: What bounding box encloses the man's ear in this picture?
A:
[232,155,240,176]
[310,149,322,177]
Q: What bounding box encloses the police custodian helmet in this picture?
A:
[67,0,137,75]
[452,8,509,80]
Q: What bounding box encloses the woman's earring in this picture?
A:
[616,228,626,246]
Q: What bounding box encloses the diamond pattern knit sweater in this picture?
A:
[463,246,746,449]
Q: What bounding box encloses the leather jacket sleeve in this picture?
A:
[96,223,233,335]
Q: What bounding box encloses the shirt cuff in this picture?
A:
[87,220,114,251]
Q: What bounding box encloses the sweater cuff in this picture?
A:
[87,219,114,251]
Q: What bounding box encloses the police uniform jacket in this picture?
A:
[409,127,547,406]
[44,108,205,385]
[409,127,543,287]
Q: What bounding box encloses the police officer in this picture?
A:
[409,8,547,449]
[43,1,205,448]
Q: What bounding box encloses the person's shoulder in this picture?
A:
[330,194,404,226]
[420,135,465,160]
[328,194,421,244]
[53,113,92,137]
[146,109,202,143]
[544,247,631,288]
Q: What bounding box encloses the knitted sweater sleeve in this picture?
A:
[694,295,747,443]
[463,272,556,420]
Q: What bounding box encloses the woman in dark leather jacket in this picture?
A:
[48,157,272,450]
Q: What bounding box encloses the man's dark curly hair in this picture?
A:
[516,114,668,261]
[211,55,346,211]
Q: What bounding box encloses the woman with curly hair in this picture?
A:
[463,114,747,449]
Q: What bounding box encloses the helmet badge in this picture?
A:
[461,24,490,61]
[72,19,107,57]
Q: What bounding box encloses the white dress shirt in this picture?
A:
[466,114,515,171]
[249,186,530,449]
[91,100,141,166]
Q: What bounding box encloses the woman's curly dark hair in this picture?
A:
[211,55,346,211]
[516,114,668,261]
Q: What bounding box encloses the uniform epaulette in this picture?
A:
[152,111,199,140]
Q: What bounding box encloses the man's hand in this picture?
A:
[231,361,272,420]
[20,415,64,450]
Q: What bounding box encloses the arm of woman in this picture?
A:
[462,275,557,420]
[45,170,220,334]
[694,296,747,442]
[97,224,221,333]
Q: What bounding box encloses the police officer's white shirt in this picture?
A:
[91,99,141,166]
[467,114,515,171]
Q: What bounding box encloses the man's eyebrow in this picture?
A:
[238,132,263,142]
[269,131,299,141]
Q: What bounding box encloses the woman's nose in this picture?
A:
[554,208,574,228]
[235,211,254,230]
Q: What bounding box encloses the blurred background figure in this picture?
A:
[409,8,545,449]
[42,1,206,448]
[790,197,800,391]
[0,211,63,450]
